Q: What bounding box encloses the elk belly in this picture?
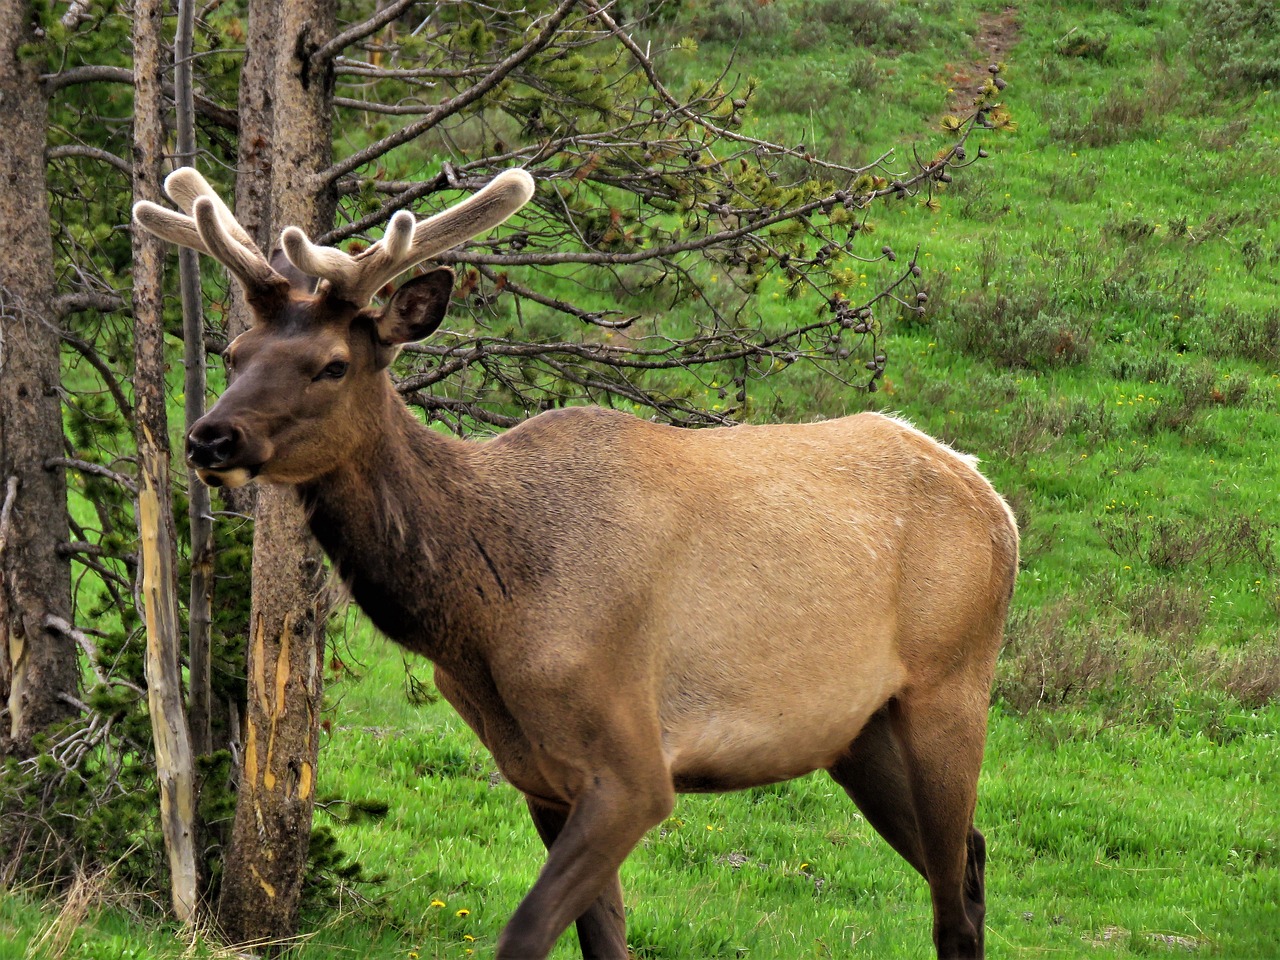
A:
[661,656,903,793]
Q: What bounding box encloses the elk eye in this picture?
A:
[316,359,349,381]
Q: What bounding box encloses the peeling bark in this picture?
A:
[216,0,335,942]
[132,0,199,921]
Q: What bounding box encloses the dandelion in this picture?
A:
[410,953,420,959]
[456,908,470,918]
[431,900,446,909]
[464,935,476,942]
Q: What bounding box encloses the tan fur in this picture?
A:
[135,171,1017,960]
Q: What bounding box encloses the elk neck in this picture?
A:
[297,377,534,665]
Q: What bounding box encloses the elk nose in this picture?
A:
[186,421,241,468]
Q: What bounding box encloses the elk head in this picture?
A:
[132,168,535,488]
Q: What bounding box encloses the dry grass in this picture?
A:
[25,865,112,960]
[1196,645,1280,708]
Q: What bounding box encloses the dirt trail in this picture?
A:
[942,6,1020,115]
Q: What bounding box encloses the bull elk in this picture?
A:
[133,167,1018,960]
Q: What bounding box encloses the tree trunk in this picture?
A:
[216,0,336,942]
[0,0,78,754]
[132,0,199,922]
[175,0,214,762]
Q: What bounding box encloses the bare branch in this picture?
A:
[42,64,133,91]
[46,145,133,177]
[586,2,868,176]
[320,0,580,185]
[332,96,439,115]
[473,263,635,328]
[53,292,125,317]
[44,457,138,495]
[313,0,418,65]
[41,66,238,130]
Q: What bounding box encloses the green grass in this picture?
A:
[8,627,1276,958]
[7,0,1280,956]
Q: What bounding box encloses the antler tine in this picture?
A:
[132,200,215,257]
[191,197,284,292]
[132,167,286,299]
[164,167,262,255]
[280,169,535,306]
[400,168,535,276]
[281,209,418,304]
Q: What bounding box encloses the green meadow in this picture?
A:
[6,0,1278,957]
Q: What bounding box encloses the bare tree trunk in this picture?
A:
[216,0,335,942]
[0,0,78,755]
[175,0,214,762]
[133,0,199,922]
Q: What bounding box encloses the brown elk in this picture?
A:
[133,167,1018,960]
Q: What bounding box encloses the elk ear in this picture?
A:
[376,267,454,345]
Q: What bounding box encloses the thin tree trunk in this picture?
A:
[175,0,214,762]
[216,0,335,942]
[0,0,78,754]
[133,0,199,922]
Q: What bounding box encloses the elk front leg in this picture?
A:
[526,797,628,959]
[497,777,674,960]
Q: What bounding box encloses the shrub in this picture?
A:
[798,0,924,50]
[684,0,793,46]
[941,293,1091,371]
[1188,0,1280,90]
[683,0,928,52]
[1203,304,1280,366]
[995,601,1127,714]
[1123,580,1207,643]
[1096,510,1275,573]
[1136,361,1252,434]
[1055,27,1110,62]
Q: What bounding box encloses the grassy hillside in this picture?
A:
[6,0,1278,957]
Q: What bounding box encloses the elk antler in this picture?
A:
[132,168,286,299]
[280,168,535,306]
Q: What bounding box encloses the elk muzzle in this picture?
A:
[186,419,258,488]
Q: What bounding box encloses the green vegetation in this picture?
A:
[6,0,1278,956]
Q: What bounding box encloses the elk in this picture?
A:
[133,167,1018,960]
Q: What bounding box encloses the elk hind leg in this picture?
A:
[525,797,628,960]
[891,687,990,960]
[827,705,928,878]
[828,705,988,944]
